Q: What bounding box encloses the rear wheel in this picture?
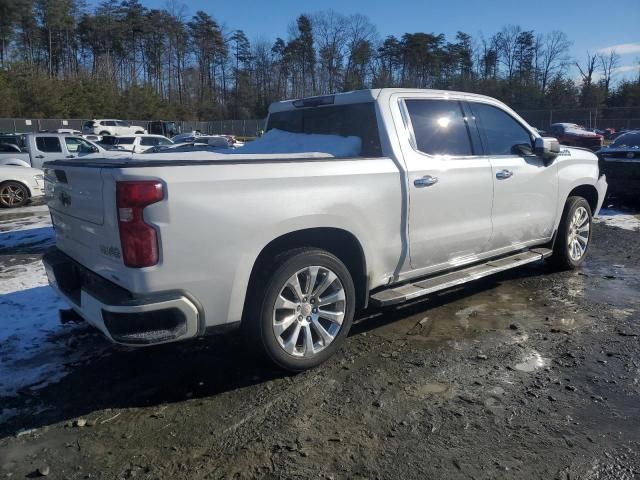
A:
[0,181,29,208]
[99,131,109,136]
[249,249,356,371]
[549,196,592,269]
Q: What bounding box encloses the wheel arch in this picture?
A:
[242,227,369,323]
[566,184,599,214]
[0,158,31,168]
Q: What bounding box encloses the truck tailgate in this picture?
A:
[46,166,104,224]
[44,164,124,285]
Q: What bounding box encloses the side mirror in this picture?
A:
[535,137,560,163]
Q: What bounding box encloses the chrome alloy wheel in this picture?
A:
[0,183,27,207]
[567,206,590,261]
[272,265,346,358]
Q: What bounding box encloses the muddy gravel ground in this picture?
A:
[1,208,640,479]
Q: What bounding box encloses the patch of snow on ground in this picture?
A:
[596,208,640,232]
[0,261,87,397]
[0,205,54,251]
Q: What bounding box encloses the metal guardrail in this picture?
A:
[0,118,266,137]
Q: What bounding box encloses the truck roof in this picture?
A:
[269,88,511,113]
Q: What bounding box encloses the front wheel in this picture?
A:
[549,196,592,269]
[250,249,356,371]
[0,181,29,208]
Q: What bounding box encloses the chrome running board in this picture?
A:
[370,248,552,307]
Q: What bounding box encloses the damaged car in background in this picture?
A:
[549,123,603,150]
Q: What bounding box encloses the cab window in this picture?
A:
[35,136,62,152]
[65,137,94,153]
[470,102,533,155]
[404,99,473,156]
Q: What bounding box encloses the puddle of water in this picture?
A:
[366,273,591,344]
[419,383,449,394]
[406,382,455,400]
[514,351,550,372]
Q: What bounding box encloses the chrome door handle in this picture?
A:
[35,155,45,159]
[496,169,513,179]
[414,175,439,187]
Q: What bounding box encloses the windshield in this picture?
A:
[266,102,383,157]
[611,132,640,148]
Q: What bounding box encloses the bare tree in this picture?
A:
[598,49,620,95]
[313,10,347,93]
[576,52,599,86]
[494,25,521,79]
[538,31,571,96]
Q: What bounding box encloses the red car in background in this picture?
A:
[549,123,603,151]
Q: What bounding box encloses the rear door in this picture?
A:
[397,95,494,271]
[467,100,558,249]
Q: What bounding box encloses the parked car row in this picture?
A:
[0,130,242,208]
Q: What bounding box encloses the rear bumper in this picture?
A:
[43,248,201,346]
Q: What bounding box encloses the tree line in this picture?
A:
[0,0,638,120]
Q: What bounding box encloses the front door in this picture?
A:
[398,96,494,272]
[467,101,558,249]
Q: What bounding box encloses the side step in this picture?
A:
[370,248,552,307]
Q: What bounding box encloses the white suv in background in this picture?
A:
[83,119,148,136]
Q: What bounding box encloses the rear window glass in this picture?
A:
[0,143,21,153]
[612,132,640,148]
[266,102,383,157]
[35,136,62,152]
[115,137,135,145]
[140,137,159,146]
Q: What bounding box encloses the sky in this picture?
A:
[98,0,640,81]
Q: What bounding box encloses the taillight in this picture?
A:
[116,181,163,267]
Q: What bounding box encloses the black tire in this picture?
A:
[548,196,592,270]
[0,181,29,208]
[99,131,110,136]
[248,248,356,371]
[135,131,144,134]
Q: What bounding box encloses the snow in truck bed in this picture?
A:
[132,129,363,162]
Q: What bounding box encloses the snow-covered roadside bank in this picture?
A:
[596,208,640,232]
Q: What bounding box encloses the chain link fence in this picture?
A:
[517,107,640,132]
[1,108,639,138]
[0,118,266,137]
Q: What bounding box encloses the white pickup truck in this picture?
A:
[0,133,104,170]
[43,89,607,371]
